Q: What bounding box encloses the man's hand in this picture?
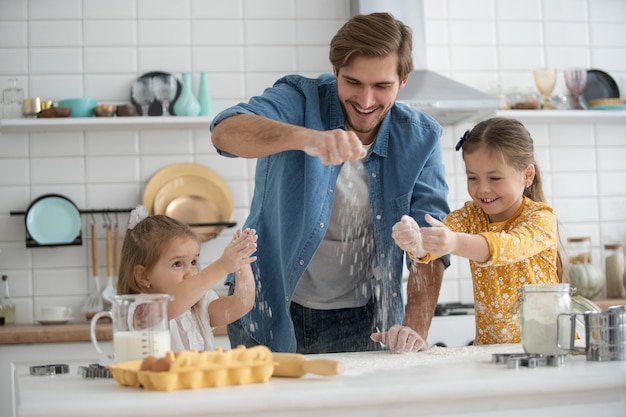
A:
[392,215,425,258]
[303,129,366,165]
[370,324,428,354]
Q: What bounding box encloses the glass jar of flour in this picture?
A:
[519,283,574,355]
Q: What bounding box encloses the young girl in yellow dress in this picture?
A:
[392,117,562,345]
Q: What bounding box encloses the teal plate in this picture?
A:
[25,195,82,246]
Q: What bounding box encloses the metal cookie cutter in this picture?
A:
[492,353,565,368]
[78,363,112,379]
[29,364,70,376]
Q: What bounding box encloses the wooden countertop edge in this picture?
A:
[0,323,227,345]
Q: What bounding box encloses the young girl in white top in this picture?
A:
[117,206,257,351]
[392,117,563,345]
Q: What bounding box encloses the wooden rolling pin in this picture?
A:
[272,353,344,378]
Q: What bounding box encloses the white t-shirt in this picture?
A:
[169,289,220,351]
[292,157,375,310]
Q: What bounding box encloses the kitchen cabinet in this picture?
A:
[13,344,626,417]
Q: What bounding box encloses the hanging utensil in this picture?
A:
[102,224,115,306]
[82,223,103,317]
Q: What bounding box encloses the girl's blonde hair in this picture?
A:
[457,117,563,280]
[117,214,200,295]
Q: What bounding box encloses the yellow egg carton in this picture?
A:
[108,345,275,391]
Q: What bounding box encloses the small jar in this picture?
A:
[520,283,573,355]
[567,236,592,264]
[2,78,24,119]
[604,243,625,299]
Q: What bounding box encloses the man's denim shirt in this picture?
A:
[210,73,450,352]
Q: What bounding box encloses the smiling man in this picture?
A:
[210,12,450,354]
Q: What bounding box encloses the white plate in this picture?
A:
[36,319,70,325]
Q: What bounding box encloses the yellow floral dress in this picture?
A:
[413,197,559,344]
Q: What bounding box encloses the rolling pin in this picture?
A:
[272,353,344,378]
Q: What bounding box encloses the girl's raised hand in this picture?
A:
[392,215,426,258]
[420,214,455,256]
[219,228,258,274]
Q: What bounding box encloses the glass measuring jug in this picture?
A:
[90,294,172,363]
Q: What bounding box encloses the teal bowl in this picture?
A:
[57,98,97,117]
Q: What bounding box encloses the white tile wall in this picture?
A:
[0,0,625,322]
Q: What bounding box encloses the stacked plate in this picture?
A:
[581,69,623,110]
[143,163,234,241]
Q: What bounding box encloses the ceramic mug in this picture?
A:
[40,306,72,321]
[90,294,172,363]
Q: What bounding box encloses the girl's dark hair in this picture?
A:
[329,12,414,79]
[117,215,199,295]
[457,117,563,280]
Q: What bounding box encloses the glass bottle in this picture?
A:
[519,283,572,355]
[604,243,625,298]
[172,72,200,116]
[0,275,16,325]
[2,78,24,119]
[197,71,213,117]
[567,236,592,264]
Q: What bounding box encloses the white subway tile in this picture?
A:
[543,0,588,21]
[245,46,297,71]
[0,22,27,47]
[30,131,84,156]
[138,46,192,74]
[244,0,294,19]
[0,48,28,74]
[29,74,85,101]
[596,124,626,146]
[29,185,86,210]
[297,46,331,73]
[0,243,32,269]
[31,244,87,268]
[496,0,541,20]
[599,196,626,222]
[598,172,626,196]
[245,20,296,45]
[449,21,496,45]
[544,22,589,46]
[549,123,595,146]
[138,0,190,19]
[191,0,243,19]
[590,48,626,72]
[138,20,191,46]
[0,157,29,186]
[498,46,544,70]
[84,20,137,46]
[84,49,137,73]
[597,147,626,171]
[86,130,139,155]
[550,148,596,172]
[193,47,245,72]
[86,183,141,210]
[552,197,599,222]
[450,46,497,70]
[140,155,193,182]
[86,156,139,183]
[588,0,626,23]
[29,0,81,19]
[296,0,348,19]
[139,129,193,154]
[551,172,598,197]
[497,22,543,46]
[0,185,29,213]
[29,21,82,47]
[448,0,494,19]
[34,268,88,296]
[192,20,244,46]
[29,48,83,74]
[296,20,344,45]
[0,1,27,20]
[591,23,626,48]
[83,0,137,19]
[0,132,29,157]
[30,157,85,185]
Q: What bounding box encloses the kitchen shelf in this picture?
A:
[0,115,214,133]
[496,109,626,123]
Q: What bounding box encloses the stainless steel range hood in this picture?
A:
[351,0,502,125]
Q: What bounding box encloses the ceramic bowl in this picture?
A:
[94,104,115,117]
[57,98,97,117]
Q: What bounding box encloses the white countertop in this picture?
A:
[15,344,626,417]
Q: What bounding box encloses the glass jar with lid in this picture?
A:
[604,243,625,298]
[0,275,15,325]
[519,283,573,355]
[567,236,592,264]
[2,78,24,119]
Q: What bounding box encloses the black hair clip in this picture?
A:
[455,130,470,151]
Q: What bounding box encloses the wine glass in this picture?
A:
[564,68,588,110]
[153,75,177,116]
[533,67,557,110]
[132,78,154,116]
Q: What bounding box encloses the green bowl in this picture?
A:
[57,98,97,117]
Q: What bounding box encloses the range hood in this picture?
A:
[351,0,502,125]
